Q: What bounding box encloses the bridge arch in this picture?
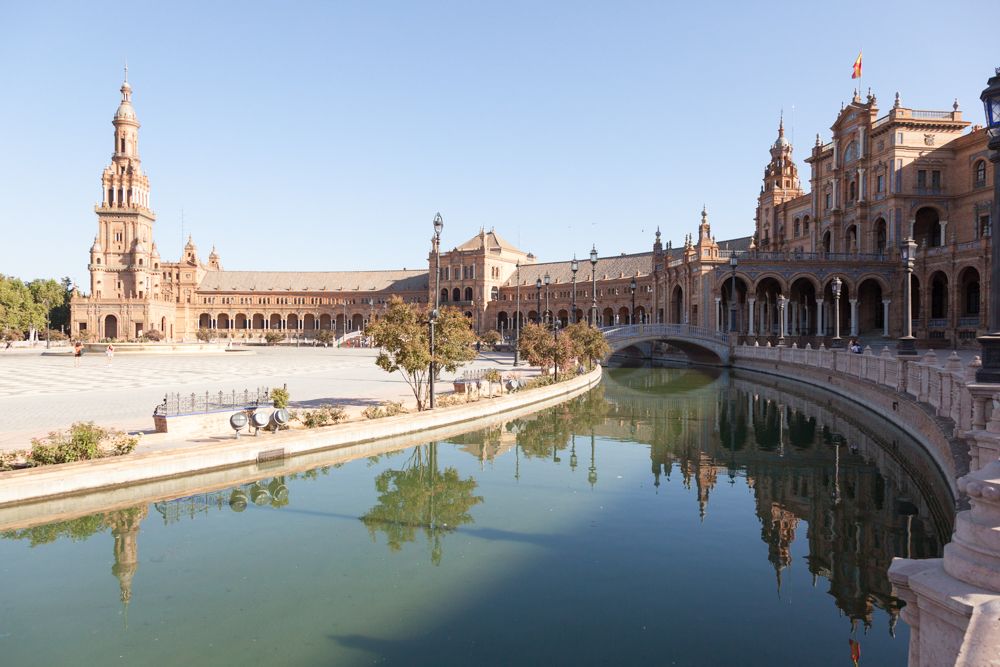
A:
[603,323,730,366]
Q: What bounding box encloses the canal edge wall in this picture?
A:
[731,343,1000,667]
[0,366,602,509]
[731,352,964,503]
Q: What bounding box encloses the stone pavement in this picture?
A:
[0,346,526,452]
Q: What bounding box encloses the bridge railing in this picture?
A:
[734,341,997,471]
[601,323,730,344]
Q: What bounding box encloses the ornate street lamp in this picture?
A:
[831,276,843,348]
[514,261,522,366]
[977,68,1000,380]
[898,237,918,356]
[535,277,542,324]
[544,272,551,326]
[570,256,579,324]
[589,245,598,326]
[430,213,444,408]
[777,294,788,346]
[630,277,637,325]
[729,255,738,333]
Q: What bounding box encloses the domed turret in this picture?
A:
[90,235,103,253]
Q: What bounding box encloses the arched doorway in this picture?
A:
[959,267,981,326]
[634,306,646,324]
[914,207,942,248]
[352,313,364,330]
[303,314,316,330]
[930,272,949,321]
[602,307,614,327]
[557,309,568,326]
[787,277,817,337]
[235,314,248,330]
[822,277,852,338]
[856,278,885,335]
[217,313,230,330]
[874,218,888,254]
[670,286,684,324]
[104,314,118,340]
[287,314,300,330]
[822,231,832,253]
[252,314,265,330]
[845,225,858,253]
[199,313,212,329]
[721,276,747,334]
[618,306,630,325]
[753,277,784,337]
[269,314,282,330]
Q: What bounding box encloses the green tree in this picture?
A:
[367,297,477,411]
[0,275,35,337]
[564,322,610,369]
[479,329,501,349]
[360,443,482,565]
[314,329,334,345]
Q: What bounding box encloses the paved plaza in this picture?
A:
[0,346,519,452]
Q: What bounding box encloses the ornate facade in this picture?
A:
[72,78,994,348]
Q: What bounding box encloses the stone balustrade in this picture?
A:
[733,340,1000,666]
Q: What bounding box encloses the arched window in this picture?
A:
[96,258,101,265]
[793,219,800,237]
[452,287,461,302]
[464,286,473,301]
[848,180,857,202]
[802,216,810,234]
[976,160,987,187]
[490,286,499,301]
[440,288,448,303]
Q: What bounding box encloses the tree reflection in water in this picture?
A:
[360,443,483,565]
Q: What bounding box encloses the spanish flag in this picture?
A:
[852,51,863,79]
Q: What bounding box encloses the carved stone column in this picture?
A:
[747,297,756,336]
[849,299,859,336]
[882,299,891,337]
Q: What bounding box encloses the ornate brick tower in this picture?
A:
[755,115,804,249]
[89,66,156,303]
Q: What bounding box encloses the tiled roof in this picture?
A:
[453,229,526,255]
[504,252,656,287]
[198,270,428,293]
[717,236,754,252]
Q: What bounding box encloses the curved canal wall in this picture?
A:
[0,366,602,509]
[731,342,1000,667]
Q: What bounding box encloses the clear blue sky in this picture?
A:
[0,1,994,288]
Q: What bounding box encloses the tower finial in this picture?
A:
[124,59,128,83]
[779,109,784,135]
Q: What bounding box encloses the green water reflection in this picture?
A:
[0,367,953,666]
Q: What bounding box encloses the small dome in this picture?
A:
[774,135,790,148]
[150,243,160,257]
[115,101,136,120]
[133,239,147,254]
[90,236,103,253]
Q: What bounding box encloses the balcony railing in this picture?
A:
[911,110,955,120]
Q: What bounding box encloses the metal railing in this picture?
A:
[154,387,272,417]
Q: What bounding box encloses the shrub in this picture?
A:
[302,405,347,428]
[270,386,290,409]
[315,329,334,346]
[29,422,139,466]
[480,329,502,349]
[383,401,407,416]
[143,329,164,341]
[362,405,384,420]
[44,329,68,342]
[264,331,285,346]
[196,328,212,342]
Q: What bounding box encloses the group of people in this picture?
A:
[70,342,114,367]
[848,339,863,354]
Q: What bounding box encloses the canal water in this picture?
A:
[0,368,954,666]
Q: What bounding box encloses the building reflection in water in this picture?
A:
[1,366,954,646]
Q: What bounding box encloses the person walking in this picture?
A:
[105,343,115,366]
[73,341,83,367]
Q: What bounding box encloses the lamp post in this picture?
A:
[898,237,918,356]
[544,272,551,326]
[570,256,579,324]
[729,256,738,333]
[831,276,843,348]
[590,245,598,326]
[777,294,787,346]
[430,213,444,409]
[629,277,637,325]
[535,278,542,324]
[977,68,1000,380]
[514,261,522,366]
[44,299,50,349]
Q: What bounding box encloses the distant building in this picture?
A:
[72,79,993,348]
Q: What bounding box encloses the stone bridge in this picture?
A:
[601,324,732,365]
